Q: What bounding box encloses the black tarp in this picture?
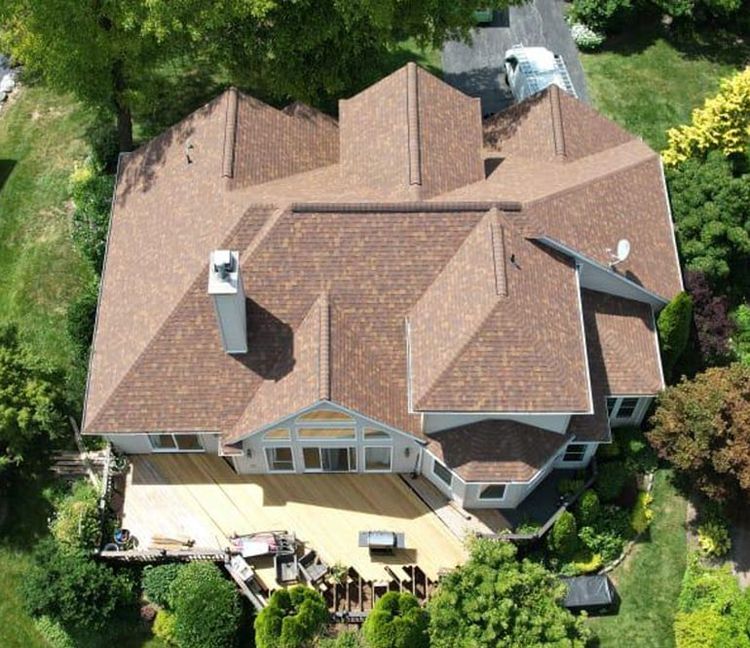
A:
[561,576,615,610]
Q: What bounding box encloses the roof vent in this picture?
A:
[208,250,247,354]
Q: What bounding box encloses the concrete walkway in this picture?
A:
[442,0,588,116]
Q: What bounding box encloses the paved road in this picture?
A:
[442,0,589,116]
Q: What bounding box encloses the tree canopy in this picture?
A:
[255,585,329,648]
[363,591,429,648]
[427,538,591,647]
[648,363,750,503]
[658,291,694,379]
[0,324,67,475]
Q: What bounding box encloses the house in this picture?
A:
[83,63,682,514]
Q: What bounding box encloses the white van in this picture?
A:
[504,45,577,102]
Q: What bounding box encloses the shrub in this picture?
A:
[579,505,633,563]
[576,490,601,526]
[153,609,178,645]
[630,492,655,534]
[70,161,115,274]
[568,550,604,575]
[363,592,429,648]
[23,538,134,631]
[569,0,632,32]
[731,303,750,365]
[255,585,329,648]
[698,521,732,558]
[50,480,101,550]
[648,364,750,503]
[169,562,241,648]
[557,478,584,497]
[659,292,694,379]
[617,428,659,474]
[318,631,365,647]
[594,461,628,502]
[34,616,75,648]
[663,67,750,166]
[570,22,605,50]
[66,280,99,355]
[142,563,183,608]
[548,511,578,557]
[597,442,620,460]
[685,270,736,362]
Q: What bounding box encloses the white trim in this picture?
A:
[363,446,393,473]
[476,483,508,501]
[575,263,595,414]
[650,306,666,390]
[264,445,296,473]
[658,158,685,293]
[148,432,205,453]
[431,457,454,489]
[538,235,668,306]
[299,446,357,473]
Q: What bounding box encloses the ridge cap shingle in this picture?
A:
[318,291,331,401]
[221,87,239,178]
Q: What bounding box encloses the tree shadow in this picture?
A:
[0,470,56,548]
[0,159,16,194]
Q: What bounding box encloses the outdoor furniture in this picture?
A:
[230,530,294,558]
[358,530,406,555]
[560,575,618,614]
[230,554,255,582]
[299,550,329,584]
[275,550,299,583]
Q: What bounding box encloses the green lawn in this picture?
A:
[590,470,687,647]
[0,86,95,368]
[581,25,750,150]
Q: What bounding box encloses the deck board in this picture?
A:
[122,454,466,583]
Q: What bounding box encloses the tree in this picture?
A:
[666,152,750,297]
[648,363,750,503]
[663,67,750,166]
[169,562,241,648]
[548,511,579,557]
[659,292,694,379]
[50,480,102,551]
[685,270,735,363]
[255,586,329,648]
[363,592,429,648]
[142,563,183,608]
[23,538,134,631]
[428,539,591,648]
[0,324,67,475]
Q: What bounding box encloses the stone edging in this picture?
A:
[601,471,655,574]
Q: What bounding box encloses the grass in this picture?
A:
[590,470,687,647]
[581,24,750,150]
[0,86,95,368]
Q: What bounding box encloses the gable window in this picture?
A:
[432,460,453,487]
[364,447,392,472]
[364,428,390,439]
[479,484,507,500]
[266,447,294,472]
[562,443,587,462]
[264,428,290,440]
[297,409,354,422]
[298,427,355,439]
[149,433,203,453]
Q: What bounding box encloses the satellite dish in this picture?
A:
[608,239,631,267]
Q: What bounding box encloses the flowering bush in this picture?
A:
[630,492,655,534]
[570,22,605,50]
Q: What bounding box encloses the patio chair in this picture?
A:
[275,550,299,584]
[299,550,329,584]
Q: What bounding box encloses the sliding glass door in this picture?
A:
[302,447,357,472]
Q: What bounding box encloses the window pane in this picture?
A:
[175,434,202,451]
[264,428,290,440]
[616,398,639,419]
[349,447,357,471]
[433,460,453,486]
[606,398,617,417]
[266,447,293,471]
[479,484,506,500]
[364,428,390,439]
[297,409,354,422]
[149,434,176,450]
[298,427,355,439]
[365,447,391,471]
[563,443,586,462]
[321,447,351,471]
[303,447,321,470]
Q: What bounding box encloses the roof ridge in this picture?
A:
[489,209,508,297]
[222,87,239,178]
[549,85,566,159]
[289,200,523,213]
[406,62,422,197]
[318,292,331,400]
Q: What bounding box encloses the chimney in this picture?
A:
[208,250,247,354]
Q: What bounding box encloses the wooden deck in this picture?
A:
[121,454,467,587]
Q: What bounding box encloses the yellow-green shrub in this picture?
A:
[663,67,750,166]
[571,550,604,574]
[630,492,654,534]
[153,609,177,645]
[697,521,731,558]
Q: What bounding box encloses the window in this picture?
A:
[562,443,586,462]
[149,433,202,452]
[364,428,390,439]
[606,398,617,417]
[297,409,354,422]
[302,447,357,472]
[266,447,294,471]
[432,460,453,487]
[365,447,392,471]
[264,428,290,440]
[298,427,355,439]
[479,484,506,500]
[616,398,639,419]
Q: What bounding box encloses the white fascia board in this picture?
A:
[658,158,685,294]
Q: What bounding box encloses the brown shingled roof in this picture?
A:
[427,420,569,482]
[84,65,681,446]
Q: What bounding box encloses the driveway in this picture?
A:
[442,0,589,116]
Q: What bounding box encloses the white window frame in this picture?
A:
[607,396,648,426]
[561,443,587,463]
[478,483,507,501]
[432,459,454,488]
[301,446,358,473]
[265,446,296,473]
[363,446,393,473]
[148,433,204,453]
